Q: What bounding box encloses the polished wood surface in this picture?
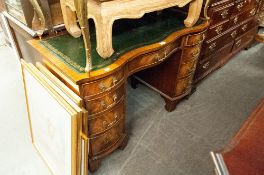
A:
[212,98,264,175]
[133,26,207,112]
[194,0,261,84]
[28,15,209,171]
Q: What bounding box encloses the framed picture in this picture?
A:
[21,60,88,175]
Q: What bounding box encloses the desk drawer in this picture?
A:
[203,28,238,57]
[206,20,230,40]
[128,42,179,74]
[233,0,250,14]
[208,2,234,26]
[196,42,233,80]
[232,26,258,51]
[84,83,125,115]
[81,69,124,97]
[229,8,257,27]
[89,119,124,156]
[88,98,124,136]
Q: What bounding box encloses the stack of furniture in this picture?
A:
[194,0,262,83]
[211,98,264,175]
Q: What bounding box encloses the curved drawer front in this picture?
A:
[88,98,125,136]
[128,42,179,75]
[84,83,125,115]
[89,120,124,156]
[184,31,206,46]
[82,69,124,97]
[178,59,197,79]
[181,45,201,62]
[175,74,192,96]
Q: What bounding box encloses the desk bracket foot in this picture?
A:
[162,96,180,112]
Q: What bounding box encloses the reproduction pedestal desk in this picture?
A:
[27,10,209,172]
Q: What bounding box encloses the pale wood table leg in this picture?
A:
[184,0,203,27]
[60,0,82,37]
[94,17,115,58]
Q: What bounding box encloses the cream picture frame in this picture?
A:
[21,60,88,175]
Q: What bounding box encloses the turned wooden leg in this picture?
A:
[89,159,101,172]
[130,77,139,89]
[60,0,82,37]
[94,17,114,58]
[119,134,129,150]
[184,0,203,27]
[162,96,180,112]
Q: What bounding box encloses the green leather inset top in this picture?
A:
[40,9,203,73]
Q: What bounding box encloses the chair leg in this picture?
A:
[184,0,203,27]
[94,17,115,58]
[60,0,82,38]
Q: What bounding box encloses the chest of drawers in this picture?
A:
[194,0,262,84]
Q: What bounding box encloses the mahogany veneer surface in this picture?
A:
[218,99,264,175]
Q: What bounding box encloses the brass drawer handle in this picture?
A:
[231,31,237,39]
[200,33,206,43]
[233,16,238,24]
[250,8,256,16]
[103,134,110,145]
[209,43,216,51]
[113,93,118,101]
[242,24,248,31]
[236,39,242,47]
[101,101,107,108]
[203,62,210,69]
[103,113,118,129]
[221,9,229,19]
[112,77,118,85]
[100,94,118,109]
[192,49,200,58]
[99,82,107,91]
[215,25,223,35]
[236,2,244,11]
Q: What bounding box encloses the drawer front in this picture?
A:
[184,32,206,46]
[175,75,193,96]
[84,83,125,115]
[203,28,238,56]
[232,0,258,15]
[128,42,179,74]
[178,59,197,79]
[181,45,201,62]
[232,26,258,51]
[206,20,230,40]
[236,20,253,38]
[82,69,124,97]
[196,42,234,80]
[88,98,124,136]
[229,8,257,27]
[208,2,234,26]
[89,119,124,155]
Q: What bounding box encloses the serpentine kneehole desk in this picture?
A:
[28,10,209,172]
